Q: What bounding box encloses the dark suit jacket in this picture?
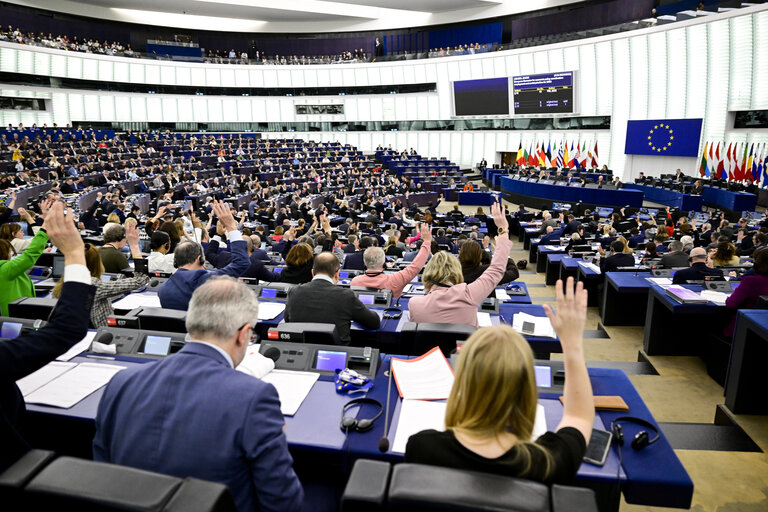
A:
[93,343,302,512]
[600,252,635,273]
[1,281,95,471]
[672,262,723,284]
[284,278,381,344]
[660,251,690,268]
[343,251,365,270]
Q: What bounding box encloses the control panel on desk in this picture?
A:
[259,341,380,379]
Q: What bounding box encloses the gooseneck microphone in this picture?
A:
[378,357,394,452]
[263,346,281,362]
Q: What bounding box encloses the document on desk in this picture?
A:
[512,312,556,338]
[495,289,510,301]
[543,245,566,251]
[578,261,602,274]
[476,312,493,327]
[391,401,547,454]
[261,370,319,416]
[391,347,455,400]
[17,361,76,396]
[645,277,673,286]
[112,292,161,310]
[700,290,730,306]
[56,331,98,362]
[257,302,285,320]
[24,363,124,408]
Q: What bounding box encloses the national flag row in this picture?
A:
[699,141,768,184]
[514,140,600,169]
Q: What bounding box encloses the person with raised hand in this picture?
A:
[408,200,513,326]
[1,201,96,471]
[405,278,592,484]
[158,199,249,310]
[350,222,433,298]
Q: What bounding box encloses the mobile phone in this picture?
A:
[583,428,613,466]
[521,321,535,335]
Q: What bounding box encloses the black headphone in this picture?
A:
[610,416,660,450]
[382,307,402,320]
[340,397,383,433]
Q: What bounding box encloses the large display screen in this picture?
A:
[453,77,509,116]
[624,119,703,157]
[513,72,575,114]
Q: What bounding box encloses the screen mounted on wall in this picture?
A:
[513,72,575,115]
[453,77,509,116]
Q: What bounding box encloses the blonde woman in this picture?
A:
[405,278,593,484]
[102,212,122,235]
[408,202,512,327]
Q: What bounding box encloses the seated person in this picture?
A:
[724,249,768,336]
[660,240,689,268]
[539,225,563,245]
[599,240,635,272]
[247,243,315,285]
[672,247,723,284]
[99,223,143,273]
[147,231,176,274]
[459,237,518,291]
[409,202,512,327]
[159,201,249,310]
[384,236,404,257]
[94,277,303,512]
[642,241,659,259]
[284,252,381,345]
[0,225,49,316]
[709,241,739,266]
[406,278,592,485]
[350,223,431,298]
[53,244,149,327]
[1,202,95,472]
[343,236,376,270]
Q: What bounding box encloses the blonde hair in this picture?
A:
[124,217,138,229]
[106,212,121,224]
[616,236,633,254]
[422,250,463,292]
[446,325,553,477]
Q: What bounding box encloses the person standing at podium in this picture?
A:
[405,278,592,484]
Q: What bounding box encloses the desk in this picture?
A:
[642,284,732,355]
[362,366,692,511]
[601,272,653,326]
[725,310,768,414]
[545,253,568,285]
[536,245,568,273]
[702,186,757,212]
[458,191,500,206]
[624,184,703,211]
[500,177,644,209]
[576,261,603,307]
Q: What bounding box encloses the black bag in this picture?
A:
[516,259,528,270]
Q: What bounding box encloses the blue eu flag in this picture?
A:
[624,119,702,157]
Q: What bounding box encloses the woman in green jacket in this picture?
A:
[0,228,48,316]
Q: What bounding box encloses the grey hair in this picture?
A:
[363,246,386,270]
[668,240,683,252]
[186,276,259,340]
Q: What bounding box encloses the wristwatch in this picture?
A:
[497,227,506,235]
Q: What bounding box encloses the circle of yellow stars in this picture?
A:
[647,124,674,152]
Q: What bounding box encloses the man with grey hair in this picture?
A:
[94,277,303,512]
[660,240,689,268]
[350,223,432,298]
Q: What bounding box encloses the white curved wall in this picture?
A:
[2,4,768,177]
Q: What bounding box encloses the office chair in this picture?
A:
[0,450,235,512]
[400,322,476,357]
[341,460,598,512]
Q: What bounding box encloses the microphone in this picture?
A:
[263,346,281,362]
[95,332,114,345]
[378,357,394,453]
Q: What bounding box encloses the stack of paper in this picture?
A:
[261,370,319,416]
[21,362,124,408]
[495,289,510,301]
[236,346,275,379]
[476,312,493,328]
[112,292,161,310]
[257,302,285,320]
[645,277,672,286]
[511,312,556,338]
[543,245,566,251]
[700,290,730,306]
[390,401,547,454]
[56,331,97,362]
[391,347,455,400]
[578,261,602,274]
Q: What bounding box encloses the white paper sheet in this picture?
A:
[391,401,547,454]
[112,292,161,310]
[494,289,511,301]
[17,361,77,396]
[391,348,455,400]
[700,290,730,306]
[237,346,276,379]
[56,331,98,362]
[477,312,493,327]
[261,370,319,416]
[24,363,124,408]
[543,245,566,251]
[257,302,286,320]
[645,277,672,286]
[578,261,602,274]
[512,312,556,338]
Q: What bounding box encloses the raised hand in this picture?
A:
[543,277,587,350]
[490,200,508,232]
[211,199,237,232]
[420,222,433,245]
[42,202,84,262]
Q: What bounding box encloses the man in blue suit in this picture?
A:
[159,200,250,310]
[94,277,303,512]
[1,202,95,471]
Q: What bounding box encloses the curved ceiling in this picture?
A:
[4,0,591,33]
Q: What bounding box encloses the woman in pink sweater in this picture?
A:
[409,202,513,327]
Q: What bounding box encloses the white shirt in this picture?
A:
[312,274,334,284]
[148,251,176,274]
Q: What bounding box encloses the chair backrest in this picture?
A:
[0,451,235,512]
[400,322,476,357]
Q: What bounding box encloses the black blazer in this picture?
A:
[0,281,95,472]
[284,279,380,345]
[343,251,365,270]
[600,252,635,273]
[672,262,723,284]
